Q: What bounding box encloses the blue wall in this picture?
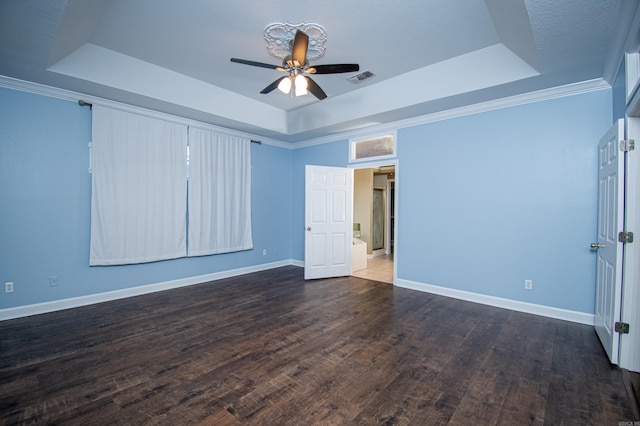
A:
[291,89,612,314]
[398,90,611,313]
[0,85,614,315]
[0,87,292,309]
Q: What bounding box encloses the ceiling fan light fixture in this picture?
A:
[294,74,308,96]
[232,26,358,101]
[278,76,292,94]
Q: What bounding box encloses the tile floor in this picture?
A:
[352,254,394,284]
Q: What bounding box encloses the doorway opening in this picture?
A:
[351,163,396,284]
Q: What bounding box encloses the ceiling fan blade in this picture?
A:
[311,64,360,74]
[291,30,309,67]
[260,76,287,94]
[231,58,280,70]
[305,76,327,100]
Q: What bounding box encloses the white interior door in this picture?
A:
[594,119,625,365]
[304,165,353,280]
[620,116,640,372]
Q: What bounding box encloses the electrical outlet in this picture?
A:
[262,249,267,256]
[525,279,533,290]
[49,275,59,287]
[5,282,14,293]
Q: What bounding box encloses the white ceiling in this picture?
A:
[0,0,635,143]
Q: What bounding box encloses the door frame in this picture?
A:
[619,115,640,371]
[386,178,394,256]
[371,187,386,253]
[349,159,399,285]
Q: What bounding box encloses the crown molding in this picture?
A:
[0,75,290,148]
[0,74,610,151]
[290,78,611,149]
[603,0,640,84]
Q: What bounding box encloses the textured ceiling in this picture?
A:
[0,0,635,143]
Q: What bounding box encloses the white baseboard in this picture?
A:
[370,249,387,259]
[395,278,594,326]
[3,264,594,326]
[0,260,296,321]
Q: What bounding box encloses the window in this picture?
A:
[89,106,252,266]
[350,132,396,163]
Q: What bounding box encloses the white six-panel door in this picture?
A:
[594,119,625,364]
[304,165,353,280]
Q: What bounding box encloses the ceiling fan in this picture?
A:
[230,30,359,100]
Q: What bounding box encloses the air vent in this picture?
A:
[347,70,375,84]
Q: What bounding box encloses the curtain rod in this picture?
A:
[79,99,262,145]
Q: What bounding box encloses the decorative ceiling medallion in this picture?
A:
[264,23,327,60]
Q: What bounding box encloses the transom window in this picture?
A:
[349,132,396,163]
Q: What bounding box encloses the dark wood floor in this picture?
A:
[0,266,635,425]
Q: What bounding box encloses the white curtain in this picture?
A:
[188,127,253,256]
[90,106,188,266]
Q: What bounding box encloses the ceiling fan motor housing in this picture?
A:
[230,26,359,100]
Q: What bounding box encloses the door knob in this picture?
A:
[306,227,311,231]
[590,243,605,249]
